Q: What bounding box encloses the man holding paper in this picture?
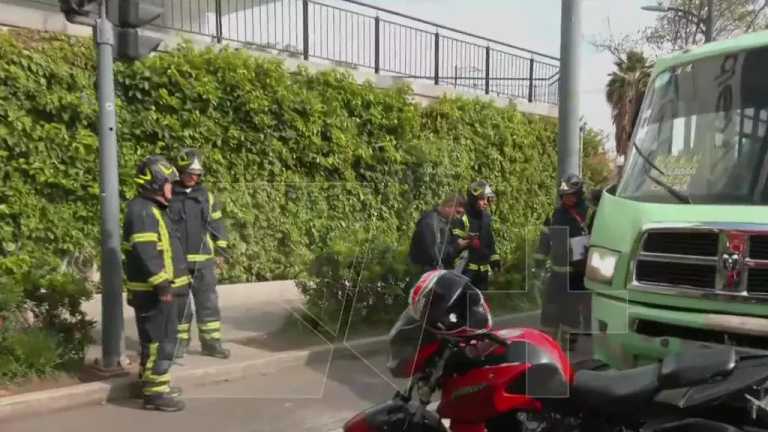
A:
[537,173,592,349]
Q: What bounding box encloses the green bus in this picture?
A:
[586,30,768,369]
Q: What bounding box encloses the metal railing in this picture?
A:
[154,0,560,105]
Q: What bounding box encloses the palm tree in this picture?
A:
[606,50,653,158]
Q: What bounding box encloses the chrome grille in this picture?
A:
[632,225,768,301]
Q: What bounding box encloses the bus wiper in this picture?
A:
[633,141,691,204]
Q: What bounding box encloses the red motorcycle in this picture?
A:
[343,270,768,432]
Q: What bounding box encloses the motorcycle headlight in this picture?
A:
[585,247,620,285]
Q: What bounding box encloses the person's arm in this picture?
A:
[487,215,501,271]
[128,206,172,299]
[208,191,229,258]
[533,216,551,269]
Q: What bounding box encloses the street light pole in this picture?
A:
[641,1,714,43]
[704,0,714,42]
[95,0,124,371]
[557,0,582,180]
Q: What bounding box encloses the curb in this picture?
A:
[0,310,539,423]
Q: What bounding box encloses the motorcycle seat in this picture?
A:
[658,347,736,389]
[572,363,661,412]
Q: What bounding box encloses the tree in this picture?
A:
[593,0,768,58]
[606,50,653,159]
[644,0,768,52]
[580,123,613,188]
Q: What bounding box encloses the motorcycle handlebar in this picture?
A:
[483,332,510,346]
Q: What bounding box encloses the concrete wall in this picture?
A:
[0,0,558,118]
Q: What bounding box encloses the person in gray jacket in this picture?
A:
[408,194,468,273]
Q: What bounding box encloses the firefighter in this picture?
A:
[169,149,231,359]
[535,173,592,349]
[451,180,501,291]
[123,155,188,412]
[408,193,467,273]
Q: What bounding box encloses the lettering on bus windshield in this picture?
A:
[651,154,701,192]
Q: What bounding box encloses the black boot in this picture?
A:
[143,393,185,412]
[201,341,230,359]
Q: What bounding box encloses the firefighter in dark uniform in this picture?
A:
[452,180,501,291]
[123,156,188,412]
[534,173,591,348]
[169,149,230,359]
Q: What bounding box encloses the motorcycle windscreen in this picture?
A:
[386,309,440,378]
[657,356,768,409]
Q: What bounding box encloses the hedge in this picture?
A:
[0,29,610,379]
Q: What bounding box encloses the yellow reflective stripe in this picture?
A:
[199,321,221,331]
[490,255,501,262]
[126,282,152,291]
[177,323,191,331]
[207,234,215,258]
[143,373,170,383]
[148,272,169,286]
[177,333,190,340]
[452,229,468,237]
[552,265,572,273]
[211,211,223,220]
[215,241,228,248]
[143,384,171,395]
[130,232,159,244]
[187,254,213,262]
[200,332,221,340]
[172,275,191,288]
[151,207,175,285]
[126,276,188,291]
[146,342,158,372]
[467,263,491,271]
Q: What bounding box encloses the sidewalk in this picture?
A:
[82,280,304,357]
[0,277,544,423]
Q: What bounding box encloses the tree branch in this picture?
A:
[746,0,768,31]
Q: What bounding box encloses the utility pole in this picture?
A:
[557,0,582,181]
[704,0,714,42]
[61,0,164,372]
[95,0,123,371]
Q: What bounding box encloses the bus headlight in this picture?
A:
[586,247,620,284]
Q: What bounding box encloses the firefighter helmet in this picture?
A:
[558,173,584,196]
[468,180,495,199]
[175,148,205,176]
[134,156,179,194]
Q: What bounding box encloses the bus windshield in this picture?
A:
[618,46,768,205]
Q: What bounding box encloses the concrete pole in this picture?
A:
[704,0,714,42]
[557,0,582,181]
[96,0,124,370]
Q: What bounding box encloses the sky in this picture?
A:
[347,0,660,153]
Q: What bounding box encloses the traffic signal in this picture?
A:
[59,0,99,21]
[108,0,164,60]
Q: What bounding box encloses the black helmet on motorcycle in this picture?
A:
[558,173,583,196]
[175,148,205,176]
[408,270,492,337]
[134,155,179,194]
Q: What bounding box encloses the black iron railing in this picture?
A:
[154,0,560,105]
[19,0,560,104]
